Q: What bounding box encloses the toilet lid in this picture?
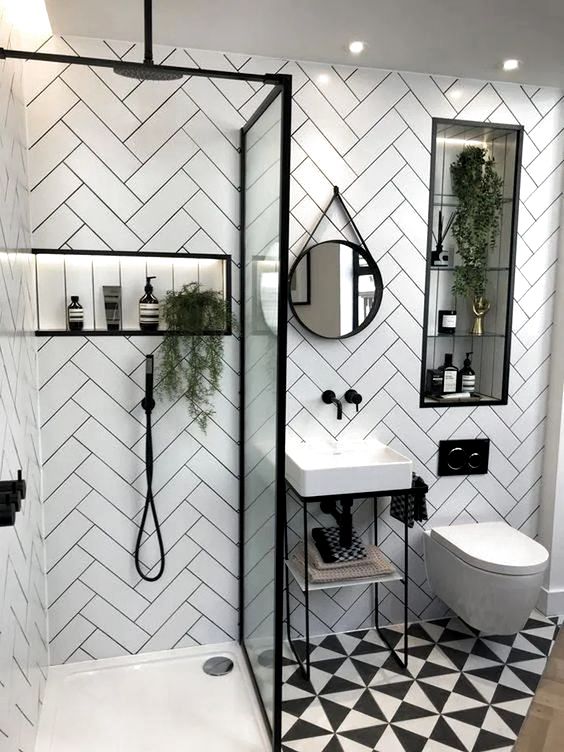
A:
[430,522,549,575]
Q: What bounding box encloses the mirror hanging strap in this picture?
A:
[298,185,371,255]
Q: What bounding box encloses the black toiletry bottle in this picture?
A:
[438,309,457,334]
[139,276,159,331]
[460,351,476,393]
[67,296,84,331]
[438,353,458,394]
[426,368,443,397]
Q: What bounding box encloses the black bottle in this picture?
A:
[426,368,443,397]
[139,276,159,331]
[67,296,84,331]
[438,353,458,394]
[438,309,457,334]
[460,351,476,393]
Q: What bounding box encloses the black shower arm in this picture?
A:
[144,0,154,65]
[0,48,284,86]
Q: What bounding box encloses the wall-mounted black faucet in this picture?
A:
[344,389,363,412]
[322,389,363,419]
[321,390,343,420]
[0,470,26,527]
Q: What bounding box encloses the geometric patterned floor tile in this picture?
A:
[283,611,561,751]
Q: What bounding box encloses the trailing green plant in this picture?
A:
[159,282,232,432]
[450,145,503,299]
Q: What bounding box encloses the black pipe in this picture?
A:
[0,47,284,85]
[144,0,153,64]
[319,499,354,548]
[134,354,165,581]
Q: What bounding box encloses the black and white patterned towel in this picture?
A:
[312,526,367,564]
[390,473,428,528]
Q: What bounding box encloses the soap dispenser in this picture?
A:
[139,276,159,331]
[460,352,476,393]
[67,296,84,331]
[438,353,458,394]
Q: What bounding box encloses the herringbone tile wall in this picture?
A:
[0,13,47,752]
[283,68,563,634]
[24,36,563,661]
[26,37,270,665]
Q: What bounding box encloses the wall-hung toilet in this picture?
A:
[424,521,549,634]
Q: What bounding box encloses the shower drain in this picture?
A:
[203,656,234,676]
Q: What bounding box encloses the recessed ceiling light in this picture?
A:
[348,41,365,55]
[503,59,521,71]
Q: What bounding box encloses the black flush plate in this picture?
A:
[438,439,490,476]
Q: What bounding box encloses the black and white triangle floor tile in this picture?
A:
[282,611,561,752]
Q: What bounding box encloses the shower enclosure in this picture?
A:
[1,25,291,752]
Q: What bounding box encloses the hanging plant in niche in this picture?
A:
[450,145,503,334]
[159,282,232,432]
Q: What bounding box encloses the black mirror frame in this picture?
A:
[288,239,384,340]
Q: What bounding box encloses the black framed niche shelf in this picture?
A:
[33,250,232,337]
[420,119,523,408]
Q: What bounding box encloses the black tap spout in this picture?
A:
[321,390,343,420]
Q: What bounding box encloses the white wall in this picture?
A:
[0,13,47,752]
[540,195,564,614]
[23,35,564,656]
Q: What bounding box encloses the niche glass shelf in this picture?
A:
[433,196,514,208]
[429,266,510,273]
[33,249,232,337]
[422,392,498,406]
[420,119,523,408]
[427,332,505,339]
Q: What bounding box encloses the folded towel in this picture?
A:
[312,526,366,563]
[309,539,368,570]
[291,543,395,584]
[390,473,428,529]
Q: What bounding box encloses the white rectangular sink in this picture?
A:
[285,438,413,497]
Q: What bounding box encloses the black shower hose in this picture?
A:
[134,400,165,581]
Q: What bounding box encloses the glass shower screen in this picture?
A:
[240,84,290,748]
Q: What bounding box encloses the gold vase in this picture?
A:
[471,296,490,336]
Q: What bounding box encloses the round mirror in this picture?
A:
[289,240,383,339]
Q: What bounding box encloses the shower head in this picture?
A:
[113,63,183,81]
[113,0,185,82]
[142,354,155,413]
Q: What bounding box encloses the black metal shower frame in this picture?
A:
[0,42,292,752]
[239,83,292,752]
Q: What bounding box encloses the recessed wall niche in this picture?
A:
[420,119,523,407]
[33,250,232,336]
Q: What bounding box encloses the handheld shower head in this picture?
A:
[136,352,164,581]
[142,354,155,413]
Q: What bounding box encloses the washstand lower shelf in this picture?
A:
[284,479,428,681]
[285,558,402,592]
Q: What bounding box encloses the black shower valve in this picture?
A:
[0,470,25,526]
[0,470,26,504]
[0,499,16,527]
[344,389,363,412]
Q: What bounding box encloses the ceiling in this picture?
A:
[44,0,564,88]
